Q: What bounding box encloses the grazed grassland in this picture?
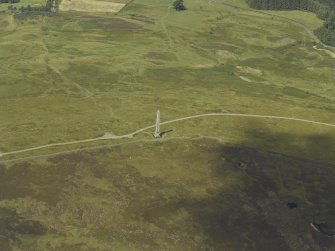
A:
[0,0,334,249]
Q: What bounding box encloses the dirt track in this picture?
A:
[1,113,334,158]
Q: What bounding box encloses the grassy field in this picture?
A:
[0,0,335,249]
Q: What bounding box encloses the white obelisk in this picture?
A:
[154,110,161,138]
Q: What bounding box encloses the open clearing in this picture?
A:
[0,0,335,249]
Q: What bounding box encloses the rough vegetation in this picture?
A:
[0,0,334,249]
[0,139,335,250]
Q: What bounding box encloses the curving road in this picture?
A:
[1,113,334,157]
[0,136,200,164]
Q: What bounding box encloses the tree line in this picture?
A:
[5,0,59,12]
[246,0,335,46]
[0,0,20,3]
[173,0,186,11]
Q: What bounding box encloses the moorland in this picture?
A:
[0,0,335,250]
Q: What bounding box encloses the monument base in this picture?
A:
[154,133,161,138]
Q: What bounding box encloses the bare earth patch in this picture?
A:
[239,75,252,82]
[59,0,126,13]
[236,66,262,76]
[193,63,215,69]
[277,37,296,46]
[216,50,235,59]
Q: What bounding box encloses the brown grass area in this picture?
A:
[59,0,126,13]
